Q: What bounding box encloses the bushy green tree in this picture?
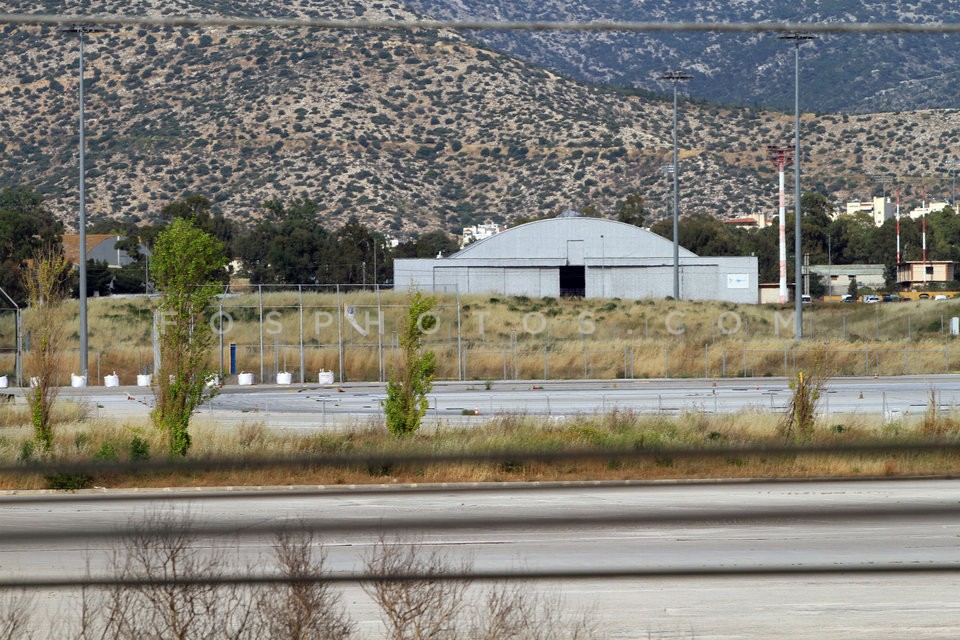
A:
[151,219,227,456]
[616,193,646,227]
[0,187,63,304]
[384,292,436,438]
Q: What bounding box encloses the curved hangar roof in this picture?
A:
[450,216,696,261]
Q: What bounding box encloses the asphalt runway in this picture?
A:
[26,374,960,427]
[2,479,959,639]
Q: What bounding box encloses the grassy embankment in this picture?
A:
[3,291,960,383]
[1,398,958,490]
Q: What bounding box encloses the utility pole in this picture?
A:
[779,32,816,339]
[660,70,691,300]
[60,24,106,382]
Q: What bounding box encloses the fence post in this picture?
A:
[377,285,384,383]
[865,345,869,376]
[704,344,709,378]
[903,347,908,376]
[583,344,588,379]
[15,308,22,387]
[663,345,669,378]
[336,284,344,383]
[742,342,747,377]
[455,288,462,382]
[152,309,160,381]
[274,333,279,381]
[842,315,846,340]
[298,285,305,385]
[783,345,788,378]
[721,350,726,378]
[258,284,265,384]
[908,314,912,340]
[215,297,224,376]
[544,346,549,380]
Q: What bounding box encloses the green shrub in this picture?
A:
[130,436,151,461]
[94,442,118,461]
[17,440,34,463]
[45,472,93,491]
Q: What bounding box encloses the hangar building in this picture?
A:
[394,212,758,303]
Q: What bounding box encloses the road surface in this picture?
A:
[2,479,959,638]
[19,374,960,427]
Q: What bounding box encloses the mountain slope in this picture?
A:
[403,0,960,113]
[1,0,959,236]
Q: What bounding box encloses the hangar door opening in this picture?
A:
[562,240,586,297]
[560,266,585,297]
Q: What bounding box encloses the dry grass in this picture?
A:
[8,292,960,384]
[0,407,959,490]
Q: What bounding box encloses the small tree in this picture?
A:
[23,248,71,452]
[780,351,831,441]
[151,218,226,456]
[384,291,436,438]
[847,277,859,300]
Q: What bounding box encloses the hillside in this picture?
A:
[1,0,960,236]
[403,0,960,113]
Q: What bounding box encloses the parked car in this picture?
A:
[919,293,930,299]
[840,294,855,303]
[801,294,812,304]
[935,294,949,300]
[863,295,880,304]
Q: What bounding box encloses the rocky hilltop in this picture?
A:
[1,0,958,234]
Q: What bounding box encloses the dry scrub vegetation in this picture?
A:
[5,509,595,640]
[1,401,959,489]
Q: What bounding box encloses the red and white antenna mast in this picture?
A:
[895,188,901,265]
[922,187,928,285]
[767,145,793,303]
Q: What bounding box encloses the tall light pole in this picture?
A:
[779,32,815,339]
[660,70,691,300]
[60,24,105,382]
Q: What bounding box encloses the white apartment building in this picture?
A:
[908,200,952,220]
[844,197,895,227]
[460,220,505,247]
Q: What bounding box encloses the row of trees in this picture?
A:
[0,188,466,304]
[7,185,960,305]
[651,192,960,291]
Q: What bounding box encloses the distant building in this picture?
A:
[907,200,952,220]
[808,263,886,296]
[844,197,895,227]
[460,220,505,247]
[897,260,956,289]
[62,234,149,268]
[724,211,771,230]
[759,283,788,304]
[396,211,758,302]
